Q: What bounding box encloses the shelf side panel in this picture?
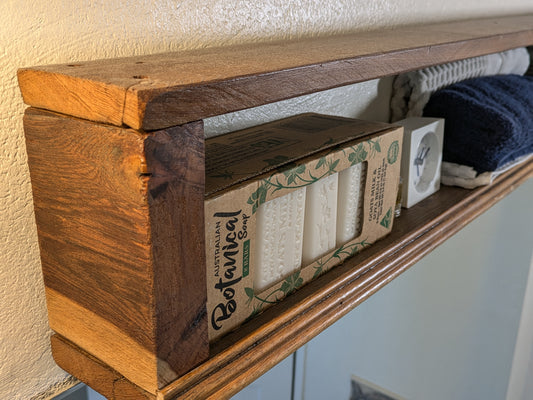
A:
[23,109,209,394]
[144,121,209,386]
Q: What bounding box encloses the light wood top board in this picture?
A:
[18,14,533,131]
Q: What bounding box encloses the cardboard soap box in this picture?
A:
[205,113,403,340]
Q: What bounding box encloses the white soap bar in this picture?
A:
[302,173,338,265]
[336,163,364,246]
[254,187,306,292]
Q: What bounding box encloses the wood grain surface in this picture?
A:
[144,120,209,385]
[51,335,154,400]
[18,15,533,130]
[24,109,208,394]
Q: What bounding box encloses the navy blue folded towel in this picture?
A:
[423,74,533,173]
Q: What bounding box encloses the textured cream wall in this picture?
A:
[1,1,532,398]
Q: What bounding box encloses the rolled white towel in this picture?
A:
[390,47,530,122]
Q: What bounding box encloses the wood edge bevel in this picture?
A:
[51,334,155,400]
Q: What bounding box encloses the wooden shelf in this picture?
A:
[18,13,533,400]
[18,15,533,130]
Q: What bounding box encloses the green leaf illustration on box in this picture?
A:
[244,286,255,304]
[312,238,370,279]
[280,271,304,295]
[283,164,306,185]
[367,138,382,158]
[247,158,342,213]
[315,156,327,169]
[329,159,340,173]
[246,271,304,318]
[380,208,393,228]
[348,143,368,165]
[246,237,371,321]
[245,286,281,306]
[247,183,269,214]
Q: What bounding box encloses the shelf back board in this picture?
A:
[18,14,533,131]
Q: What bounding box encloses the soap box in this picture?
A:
[205,113,403,340]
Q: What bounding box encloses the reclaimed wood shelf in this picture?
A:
[18,14,533,400]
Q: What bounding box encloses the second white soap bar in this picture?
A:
[336,163,364,246]
[302,173,338,265]
[254,187,306,292]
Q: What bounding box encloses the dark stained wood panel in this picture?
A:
[144,122,209,384]
[18,15,533,130]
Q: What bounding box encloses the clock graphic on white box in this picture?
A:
[397,117,444,208]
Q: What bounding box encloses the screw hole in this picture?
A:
[67,64,82,67]
[135,61,145,64]
[133,75,149,79]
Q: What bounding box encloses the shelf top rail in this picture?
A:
[18,14,533,131]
